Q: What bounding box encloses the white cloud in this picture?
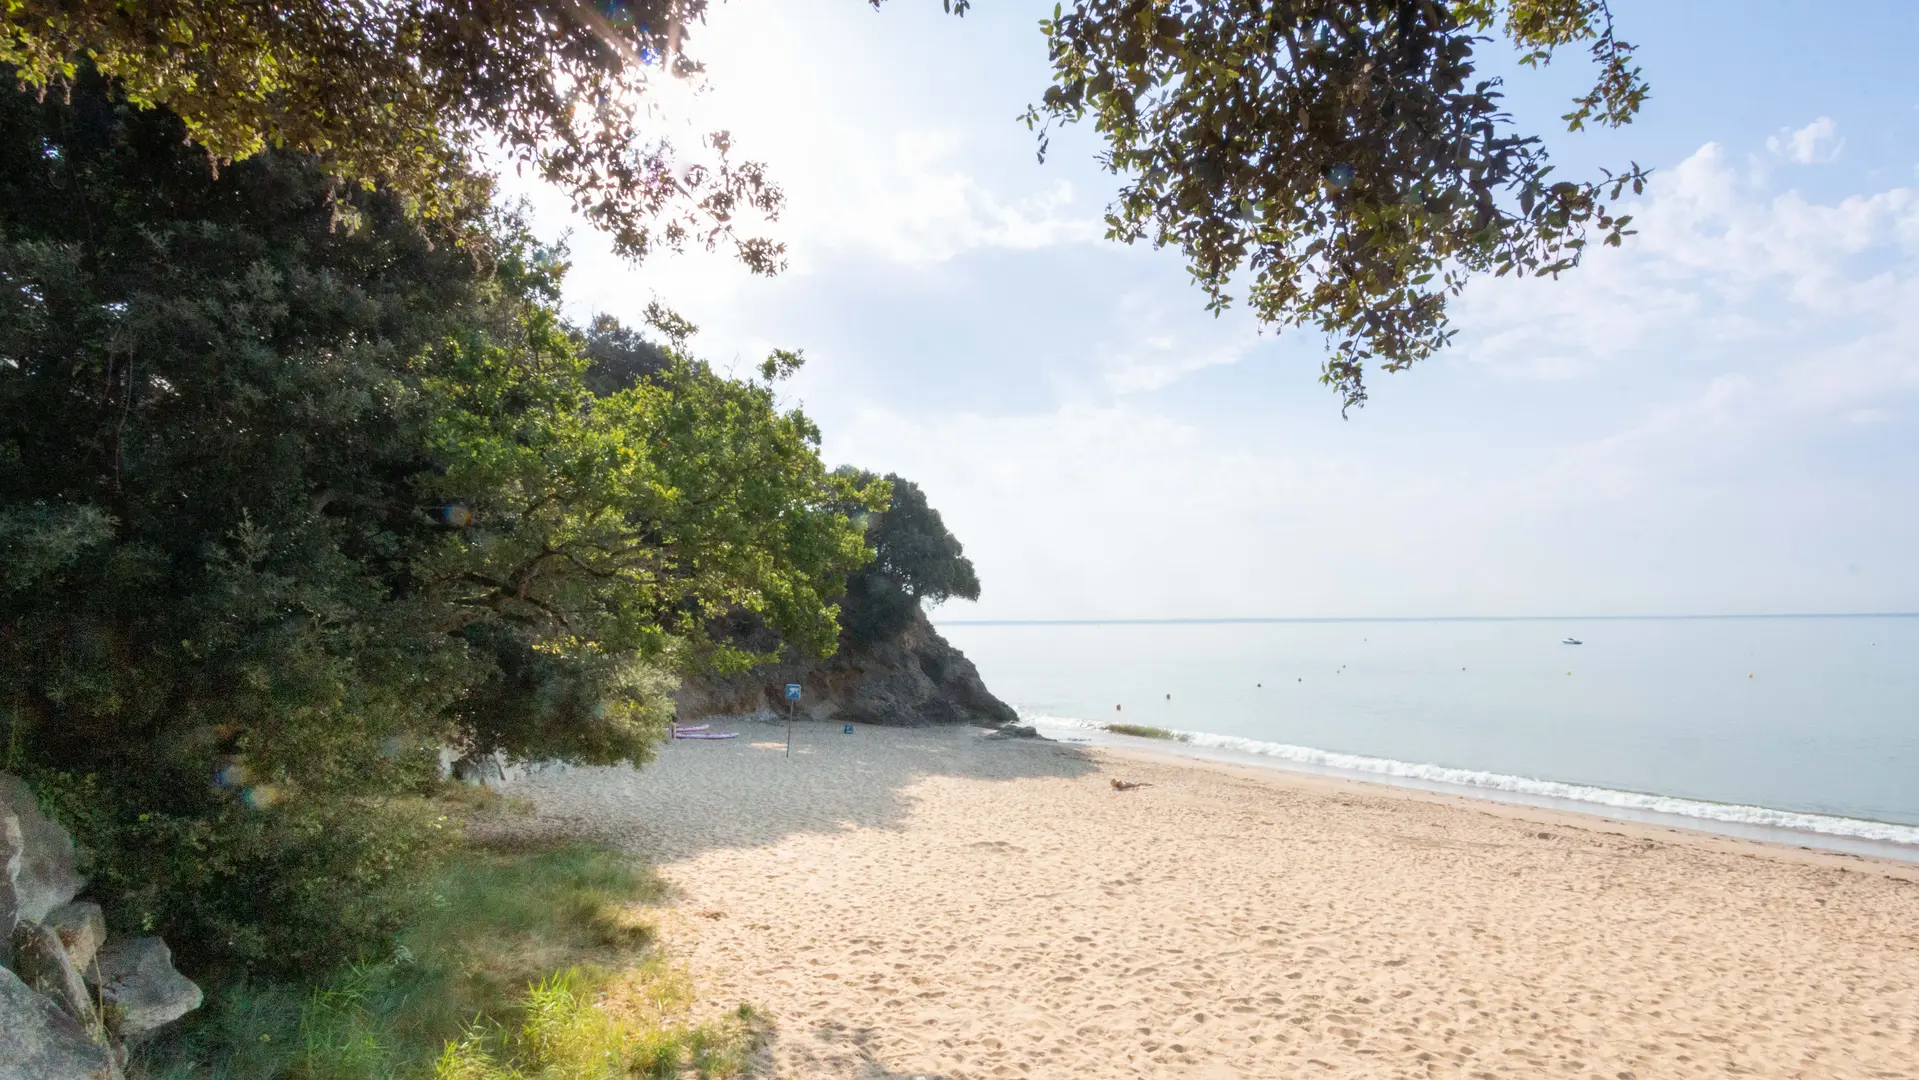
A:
[1455,142,1919,411]
[1767,117,1844,164]
[802,130,1103,266]
[508,5,1919,618]
[1093,293,1259,394]
[834,138,1919,617]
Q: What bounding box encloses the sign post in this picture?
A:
[783,683,802,758]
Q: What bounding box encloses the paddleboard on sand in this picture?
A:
[675,731,738,740]
[673,724,710,733]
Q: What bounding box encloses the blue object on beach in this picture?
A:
[784,682,802,701]
[843,724,854,734]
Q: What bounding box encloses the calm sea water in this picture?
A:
[938,616,1919,846]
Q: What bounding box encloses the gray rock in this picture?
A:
[987,724,1042,739]
[0,774,84,923]
[43,902,107,973]
[1,810,20,970]
[677,604,1019,729]
[0,965,118,1080]
[87,937,201,1040]
[11,919,99,1034]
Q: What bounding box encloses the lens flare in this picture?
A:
[242,785,284,809]
[440,503,473,527]
[600,1,635,28]
[1325,163,1355,190]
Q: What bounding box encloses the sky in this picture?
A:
[506,0,1919,620]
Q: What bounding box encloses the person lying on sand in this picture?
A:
[1110,779,1151,791]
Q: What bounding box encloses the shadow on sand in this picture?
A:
[742,1018,959,1080]
[475,718,1098,865]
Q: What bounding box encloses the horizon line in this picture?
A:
[934,612,1919,626]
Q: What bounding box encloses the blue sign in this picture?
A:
[784,683,803,701]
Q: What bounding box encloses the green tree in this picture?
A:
[1019,0,1650,409]
[0,0,783,270]
[834,471,980,646]
[0,70,870,975]
[7,2,1649,409]
[422,319,874,762]
[579,312,672,396]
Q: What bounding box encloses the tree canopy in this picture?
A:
[4,1,1648,408]
[834,471,981,646]
[0,71,872,974]
[1022,0,1649,409]
[0,0,784,270]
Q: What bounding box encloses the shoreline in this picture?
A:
[1028,717,1919,865]
[1086,739,1919,883]
[493,719,1919,1078]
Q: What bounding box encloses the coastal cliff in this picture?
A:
[675,605,1017,728]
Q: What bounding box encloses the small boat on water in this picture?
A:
[1562,637,1583,645]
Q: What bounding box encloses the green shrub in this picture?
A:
[138,843,758,1080]
[0,70,875,977]
[430,968,759,1080]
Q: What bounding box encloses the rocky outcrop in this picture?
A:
[677,605,1018,728]
[0,773,202,1077]
[0,967,117,1080]
[1,809,21,971]
[12,920,99,1040]
[43,903,105,974]
[0,775,83,924]
[90,937,203,1041]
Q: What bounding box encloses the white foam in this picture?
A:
[1020,711,1919,848]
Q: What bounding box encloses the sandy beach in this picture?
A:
[492,721,1919,1079]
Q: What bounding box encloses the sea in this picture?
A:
[937,615,1919,861]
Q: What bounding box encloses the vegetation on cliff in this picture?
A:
[0,71,876,980]
[834,471,981,649]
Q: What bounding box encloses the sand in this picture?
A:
[492,720,1919,1079]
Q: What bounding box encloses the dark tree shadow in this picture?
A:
[744,1015,959,1080]
[471,721,1097,864]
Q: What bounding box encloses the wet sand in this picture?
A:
[493,720,1919,1079]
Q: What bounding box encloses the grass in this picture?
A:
[1104,723,1187,741]
[141,840,762,1079]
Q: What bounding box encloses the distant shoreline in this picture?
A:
[1035,717,1919,865]
[939,611,1919,626]
[495,722,1919,1077]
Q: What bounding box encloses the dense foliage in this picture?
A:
[1021,0,1649,409]
[0,72,872,976]
[0,0,783,271]
[8,1,1648,409]
[835,471,980,647]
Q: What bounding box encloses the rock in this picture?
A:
[0,774,84,924]
[987,724,1042,739]
[0,965,118,1080]
[678,605,1018,729]
[43,902,107,973]
[10,919,99,1034]
[1,810,20,970]
[87,936,201,1041]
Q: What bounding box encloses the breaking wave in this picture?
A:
[1021,711,1919,848]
